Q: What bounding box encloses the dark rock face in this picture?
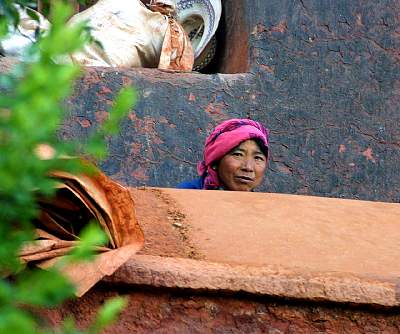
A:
[40,285,400,333]
[61,0,400,202]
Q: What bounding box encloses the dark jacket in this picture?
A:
[176,176,204,189]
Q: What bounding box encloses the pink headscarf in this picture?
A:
[197,119,269,189]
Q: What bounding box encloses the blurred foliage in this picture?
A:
[0,1,37,33]
[0,1,136,332]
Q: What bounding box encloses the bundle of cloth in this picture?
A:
[0,0,221,71]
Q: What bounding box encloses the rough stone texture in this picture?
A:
[39,284,400,333]
[105,255,400,307]
[52,0,400,202]
[247,0,400,202]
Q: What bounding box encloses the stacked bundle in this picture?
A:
[20,167,144,296]
[1,0,222,71]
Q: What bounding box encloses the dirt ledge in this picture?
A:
[104,254,400,308]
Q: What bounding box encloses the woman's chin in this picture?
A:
[226,183,254,192]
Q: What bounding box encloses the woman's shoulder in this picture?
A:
[176,177,204,189]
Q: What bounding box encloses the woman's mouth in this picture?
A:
[235,175,254,184]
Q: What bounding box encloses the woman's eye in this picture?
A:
[255,155,265,161]
[232,152,243,157]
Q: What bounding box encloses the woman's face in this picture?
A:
[217,139,267,191]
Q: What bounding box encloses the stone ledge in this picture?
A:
[104,255,400,307]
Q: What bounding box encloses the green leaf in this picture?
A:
[0,17,9,38]
[59,317,84,334]
[88,297,127,334]
[15,268,75,307]
[102,87,136,135]
[63,223,108,264]
[83,138,107,160]
[0,308,38,334]
[25,7,40,23]
[0,280,13,305]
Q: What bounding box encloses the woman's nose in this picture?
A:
[241,158,255,172]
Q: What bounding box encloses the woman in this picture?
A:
[178,118,269,191]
